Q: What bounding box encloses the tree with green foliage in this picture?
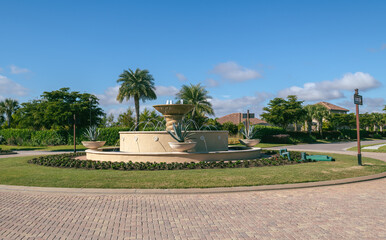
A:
[139,108,164,130]
[325,113,356,130]
[0,98,19,128]
[359,113,373,130]
[176,83,214,126]
[313,104,329,137]
[100,113,116,128]
[370,112,385,132]
[303,104,317,134]
[261,95,306,130]
[117,108,135,128]
[116,68,157,129]
[14,88,104,130]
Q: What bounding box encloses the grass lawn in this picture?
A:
[0,153,385,189]
[347,143,386,153]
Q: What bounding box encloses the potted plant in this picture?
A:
[239,124,260,147]
[167,122,196,152]
[82,125,106,150]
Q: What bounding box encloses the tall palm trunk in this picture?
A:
[6,112,11,128]
[134,95,140,130]
[306,120,312,134]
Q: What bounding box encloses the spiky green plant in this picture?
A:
[240,124,259,139]
[83,125,100,141]
[167,122,193,142]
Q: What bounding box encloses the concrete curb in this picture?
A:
[0,172,385,195]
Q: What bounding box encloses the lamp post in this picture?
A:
[354,89,363,165]
[89,97,92,126]
[73,113,76,153]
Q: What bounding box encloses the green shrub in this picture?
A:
[288,132,317,143]
[28,151,312,171]
[221,122,238,135]
[373,133,382,139]
[252,125,287,143]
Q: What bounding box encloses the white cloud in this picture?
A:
[0,74,29,96]
[361,97,385,113]
[278,72,381,101]
[9,65,30,74]
[205,78,219,87]
[96,86,121,106]
[210,92,272,117]
[212,61,262,82]
[155,85,179,96]
[175,73,187,81]
[338,96,385,113]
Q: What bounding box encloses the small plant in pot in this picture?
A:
[167,122,196,152]
[82,125,106,150]
[239,124,260,147]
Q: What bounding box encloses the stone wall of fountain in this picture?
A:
[120,130,229,153]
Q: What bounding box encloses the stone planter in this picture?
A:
[82,141,106,150]
[239,139,260,147]
[168,142,197,152]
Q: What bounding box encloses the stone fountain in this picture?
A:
[85,104,261,163]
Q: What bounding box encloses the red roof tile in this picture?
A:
[316,102,349,112]
[216,113,268,125]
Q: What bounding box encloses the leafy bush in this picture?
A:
[373,133,382,139]
[97,127,131,145]
[288,132,317,143]
[31,130,66,145]
[221,122,238,135]
[28,151,313,171]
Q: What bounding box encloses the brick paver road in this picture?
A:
[1,178,385,240]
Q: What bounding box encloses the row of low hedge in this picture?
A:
[1,126,384,146]
[28,151,312,171]
[0,127,131,146]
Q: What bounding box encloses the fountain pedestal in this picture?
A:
[153,104,194,131]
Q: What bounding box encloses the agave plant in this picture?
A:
[240,124,259,139]
[83,125,100,141]
[167,122,193,142]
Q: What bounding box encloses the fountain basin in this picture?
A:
[120,131,229,153]
[85,147,262,163]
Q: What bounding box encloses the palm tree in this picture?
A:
[0,98,19,128]
[176,83,214,122]
[304,105,317,134]
[370,112,385,132]
[116,68,157,129]
[313,104,329,137]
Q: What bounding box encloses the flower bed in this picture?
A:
[28,151,315,171]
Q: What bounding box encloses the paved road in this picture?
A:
[0,141,385,239]
[0,150,80,159]
[0,179,385,240]
[269,139,386,162]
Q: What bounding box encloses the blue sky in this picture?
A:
[1,0,385,119]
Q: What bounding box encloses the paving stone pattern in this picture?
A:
[1,178,385,240]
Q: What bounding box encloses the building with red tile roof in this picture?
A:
[216,113,268,125]
[315,102,349,114]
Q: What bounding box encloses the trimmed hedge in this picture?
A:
[1,126,383,146]
[0,127,132,146]
[28,151,312,171]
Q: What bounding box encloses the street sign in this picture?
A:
[242,113,255,118]
[354,94,363,105]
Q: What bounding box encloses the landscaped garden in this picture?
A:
[0,152,385,189]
